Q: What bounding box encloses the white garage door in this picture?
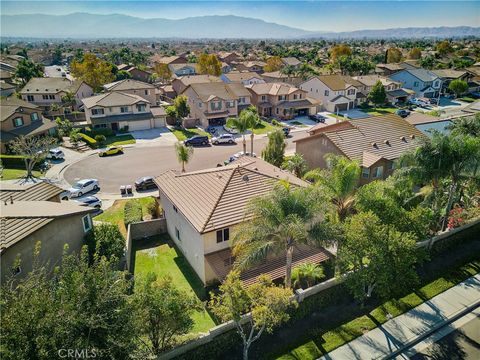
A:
[128,120,151,131]
[154,117,166,128]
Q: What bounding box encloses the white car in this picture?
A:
[409,98,429,107]
[47,148,65,160]
[68,179,100,198]
[75,196,102,209]
[233,151,256,159]
[212,134,236,145]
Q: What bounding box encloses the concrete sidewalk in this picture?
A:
[319,274,480,360]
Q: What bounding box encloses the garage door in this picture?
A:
[154,117,165,128]
[128,120,151,131]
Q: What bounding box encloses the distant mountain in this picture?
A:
[306,26,480,39]
[1,13,478,39]
[0,13,312,39]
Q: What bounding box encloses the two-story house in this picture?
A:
[181,82,251,127]
[389,69,443,98]
[117,64,152,83]
[247,83,317,119]
[1,97,57,153]
[432,69,471,95]
[82,92,166,131]
[234,61,266,74]
[218,52,240,65]
[20,77,93,110]
[103,79,157,105]
[220,71,265,86]
[281,57,302,69]
[171,75,222,97]
[154,157,331,286]
[299,75,362,113]
[149,54,188,67]
[169,63,196,77]
[294,113,425,185]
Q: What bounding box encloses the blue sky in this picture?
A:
[1,1,479,31]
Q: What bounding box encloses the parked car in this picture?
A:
[233,151,256,159]
[135,176,158,191]
[46,148,65,160]
[75,196,102,209]
[67,179,99,198]
[409,98,429,107]
[429,98,439,105]
[212,134,236,145]
[395,109,410,118]
[282,127,291,137]
[223,124,239,134]
[309,113,326,123]
[98,146,124,157]
[184,135,209,146]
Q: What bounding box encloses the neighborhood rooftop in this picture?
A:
[103,79,155,91]
[185,82,250,101]
[82,91,149,108]
[0,182,64,202]
[20,77,85,94]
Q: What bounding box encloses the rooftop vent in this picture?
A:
[242,175,249,183]
[371,142,378,148]
[410,134,416,139]
[384,140,390,146]
[400,136,406,142]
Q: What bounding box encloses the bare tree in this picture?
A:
[10,135,57,180]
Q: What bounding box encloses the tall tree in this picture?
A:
[436,40,453,55]
[71,53,115,92]
[233,182,332,288]
[85,224,125,264]
[386,48,402,63]
[330,44,352,62]
[263,56,283,72]
[174,142,194,173]
[15,59,43,85]
[173,95,190,119]
[209,272,294,360]
[282,153,308,178]
[448,79,468,98]
[408,47,422,60]
[261,129,286,168]
[243,106,261,155]
[153,63,172,83]
[227,115,251,155]
[196,54,222,76]
[10,135,57,180]
[367,80,387,108]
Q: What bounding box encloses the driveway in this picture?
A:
[130,127,178,147]
[64,130,307,194]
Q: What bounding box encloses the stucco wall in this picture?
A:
[295,135,344,170]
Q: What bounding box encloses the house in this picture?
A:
[281,57,302,68]
[375,63,405,76]
[221,62,232,74]
[0,70,14,84]
[234,61,266,74]
[465,66,480,93]
[218,52,240,64]
[0,182,95,284]
[386,88,416,105]
[169,63,196,77]
[103,79,157,105]
[299,75,363,113]
[171,75,222,97]
[154,157,331,286]
[117,64,152,83]
[247,82,317,119]
[389,69,443,98]
[262,71,303,86]
[295,114,425,185]
[432,69,470,94]
[220,71,265,86]
[82,92,166,131]
[149,54,187,66]
[0,82,15,97]
[1,97,57,153]
[181,82,251,127]
[353,75,402,94]
[20,77,94,110]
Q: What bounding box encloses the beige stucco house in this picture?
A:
[103,79,157,105]
[155,157,331,286]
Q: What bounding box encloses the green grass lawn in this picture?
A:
[362,106,398,116]
[289,121,308,128]
[132,235,216,334]
[1,168,42,181]
[252,120,283,135]
[94,196,157,236]
[458,97,476,103]
[104,134,136,146]
[277,259,480,359]
[170,127,211,141]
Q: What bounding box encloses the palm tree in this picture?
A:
[282,153,308,178]
[226,115,251,155]
[292,262,325,289]
[243,106,260,156]
[304,154,361,222]
[174,142,194,172]
[280,65,296,84]
[233,182,332,288]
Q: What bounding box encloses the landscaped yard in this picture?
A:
[170,127,211,141]
[104,134,136,146]
[132,235,216,334]
[0,168,42,181]
[252,120,283,135]
[362,106,398,116]
[94,196,157,235]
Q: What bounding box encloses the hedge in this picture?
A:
[124,200,143,227]
[78,133,97,147]
[0,155,41,170]
[83,127,114,137]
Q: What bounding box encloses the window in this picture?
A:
[324,90,329,96]
[13,117,24,127]
[261,95,266,101]
[278,95,286,101]
[173,204,178,212]
[276,108,279,114]
[239,97,245,104]
[136,103,146,112]
[49,95,55,100]
[211,101,222,111]
[175,227,181,241]
[226,101,235,108]
[91,108,104,116]
[94,123,107,129]
[120,106,129,113]
[42,95,49,100]
[361,167,370,178]
[413,81,419,87]
[27,95,34,102]
[372,166,384,178]
[294,94,298,100]
[387,162,395,171]
[144,90,149,95]
[30,112,39,121]
[347,89,355,95]
[198,102,202,108]
[216,228,230,243]
[82,215,92,233]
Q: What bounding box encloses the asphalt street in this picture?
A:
[64,131,305,194]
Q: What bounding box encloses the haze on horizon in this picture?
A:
[1,0,479,32]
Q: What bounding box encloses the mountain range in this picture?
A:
[1,13,479,39]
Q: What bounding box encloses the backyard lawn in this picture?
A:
[132,235,216,334]
[362,106,398,116]
[170,127,211,141]
[104,134,136,146]
[1,168,42,181]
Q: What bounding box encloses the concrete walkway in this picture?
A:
[319,273,480,360]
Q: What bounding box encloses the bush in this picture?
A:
[78,133,97,148]
[0,155,41,170]
[124,200,143,227]
[82,127,114,137]
[85,224,125,263]
[144,200,158,220]
[95,134,106,146]
[271,119,280,126]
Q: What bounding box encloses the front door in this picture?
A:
[111,122,118,131]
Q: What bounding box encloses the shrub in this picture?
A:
[82,127,114,137]
[78,133,97,148]
[95,134,106,146]
[143,200,158,220]
[124,200,143,227]
[85,224,125,264]
[272,119,280,126]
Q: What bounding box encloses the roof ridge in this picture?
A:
[201,166,238,233]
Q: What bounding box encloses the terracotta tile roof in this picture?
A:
[174,75,222,86]
[0,182,64,202]
[155,157,307,234]
[223,71,263,82]
[82,91,150,108]
[0,97,39,122]
[281,57,302,66]
[103,79,154,91]
[205,244,332,286]
[186,82,250,102]
[247,82,303,96]
[353,75,401,87]
[20,77,86,95]
[315,75,362,91]
[405,112,442,125]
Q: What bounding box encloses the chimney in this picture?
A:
[10,196,13,205]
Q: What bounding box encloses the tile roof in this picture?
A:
[354,75,401,87]
[150,55,186,64]
[174,75,222,86]
[223,71,263,82]
[155,157,308,234]
[20,77,85,95]
[281,57,302,66]
[247,82,303,96]
[0,97,39,122]
[0,182,64,202]
[315,75,362,91]
[82,91,150,108]
[432,69,467,79]
[403,69,439,82]
[103,79,154,91]
[2,116,57,141]
[405,112,442,125]
[186,82,250,101]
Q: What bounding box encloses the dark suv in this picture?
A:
[184,135,209,146]
[135,176,158,191]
